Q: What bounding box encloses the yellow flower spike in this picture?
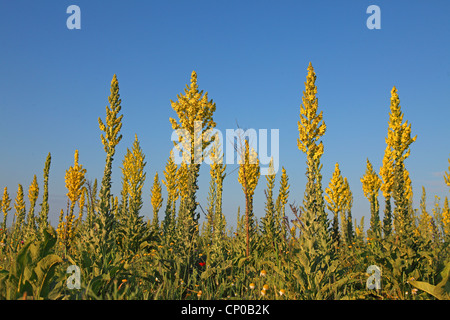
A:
[297,62,326,160]
[65,150,86,205]
[150,171,163,229]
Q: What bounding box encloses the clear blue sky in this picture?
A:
[1,1,450,229]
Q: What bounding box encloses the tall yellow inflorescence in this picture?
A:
[238,139,260,257]
[1,187,11,224]
[170,71,217,164]
[121,134,146,216]
[297,62,326,161]
[150,171,163,227]
[361,159,381,200]
[238,140,260,199]
[28,175,39,210]
[163,150,179,208]
[65,150,87,206]
[325,163,347,216]
[275,167,290,217]
[63,150,86,249]
[98,74,123,155]
[386,86,417,162]
[26,175,39,233]
[361,159,382,237]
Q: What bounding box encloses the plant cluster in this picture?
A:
[0,66,449,300]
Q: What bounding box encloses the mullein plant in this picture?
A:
[296,62,331,253]
[237,139,260,258]
[261,158,283,252]
[97,74,123,249]
[169,71,217,240]
[59,149,86,252]
[11,184,26,252]
[37,153,51,238]
[211,144,227,243]
[162,150,178,240]
[25,175,39,239]
[385,86,417,239]
[150,171,163,233]
[361,159,382,239]
[117,134,151,255]
[205,141,226,243]
[1,187,11,251]
[325,163,347,245]
[275,166,290,246]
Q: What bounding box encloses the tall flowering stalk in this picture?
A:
[97,74,123,243]
[25,175,39,237]
[169,71,217,237]
[325,163,348,244]
[11,184,26,251]
[275,167,290,245]
[37,153,51,237]
[1,187,12,250]
[162,150,178,237]
[120,135,146,218]
[361,159,382,239]
[385,86,416,237]
[206,141,227,242]
[261,158,277,246]
[238,139,260,257]
[62,149,86,250]
[297,62,329,248]
[150,172,163,232]
[118,134,150,254]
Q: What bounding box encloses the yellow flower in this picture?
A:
[249,283,255,290]
[263,284,269,291]
[197,290,202,298]
[260,289,266,296]
[297,62,326,160]
[65,150,86,204]
[260,270,267,277]
[279,289,286,296]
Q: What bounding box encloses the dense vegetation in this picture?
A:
[0,64,449,300]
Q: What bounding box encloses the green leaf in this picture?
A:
[34,254,63,298]
[409,280,449,300]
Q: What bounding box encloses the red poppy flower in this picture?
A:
[199,262,206,267]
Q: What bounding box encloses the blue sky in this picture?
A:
[1,1,450,229]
